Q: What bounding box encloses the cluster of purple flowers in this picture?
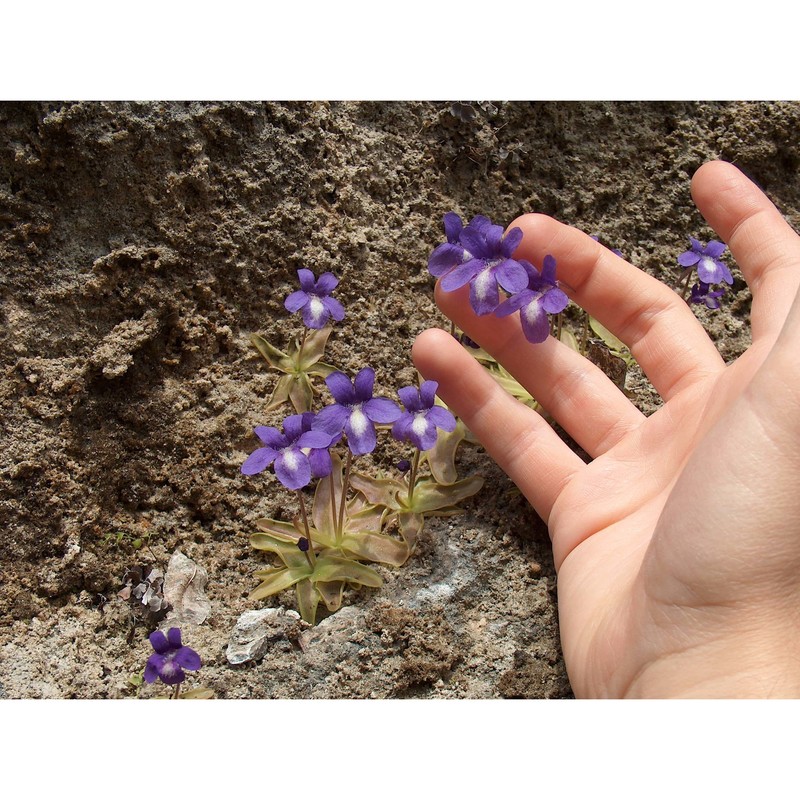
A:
[243,269,459,491]
[428,213,568,343]
[242,366,456,489]
[677,237,733,310]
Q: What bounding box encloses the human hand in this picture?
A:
[413,160,800,698]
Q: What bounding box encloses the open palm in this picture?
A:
[413,161,800,697]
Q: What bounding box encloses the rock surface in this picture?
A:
[1,101,799,699]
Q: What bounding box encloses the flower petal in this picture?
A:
[274,448,312,490]
[458,227,490,258]
[443,212,463,243]
[281,414,305,442]
[703,240,726,258]
[500,226,523,257]
[309,447,333,478]
[297,429,333,449]
[345,412,377,456]
[391,414,414,442]
[284,290,309,313]
[484,224,505,253]
[300,299,330,329]
[466,214,491,230]
[322,296,345,322]
[520,300,550,344]
[241,446,278,475]
[426,405,457,432]
[541,254,558,285]
[419,380,438,409]
[398,385,423,412]
[410,416,438,450]
[144,654,164,683]
[469,271,500,316]
[428,242,466,277]
[494,289,534,317]
[149,629,169,654]
[494,258,529,293]
[173,646,202,671]
[315,403,351,434]
[696,257,723,284]
[542,287,569,314]
[325,371,356,405]
[677,250,701,267]
[167,628,182,648]
[297,268,316,292]
[353,367,375,402]
[364,396,402,423]
[440,258,482,292]
[160,666,186,686]
[254,426,286,448]
[315,271,339,295]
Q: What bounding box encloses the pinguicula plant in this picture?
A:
[143,627,212,699]
[428,211,580,412]
[434,213,528,316]
[250,268,343,413]
[430,212,570,343]
[676,236,733,309]
[494,255,569,344]
[241,270,484,625]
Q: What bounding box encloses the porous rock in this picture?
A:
[227,606,303,665]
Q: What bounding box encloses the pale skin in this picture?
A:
[412,160,800,698]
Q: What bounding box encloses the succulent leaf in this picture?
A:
[311,556,383,588]
[250,565,311,601]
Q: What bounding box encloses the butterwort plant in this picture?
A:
[675,236,735,310]
[249,268,345,413]
[429,212,569,341]
[433,213,528,316]
[243,373,482,623]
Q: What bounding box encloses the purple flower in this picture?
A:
[439,218,528,315]
[494,255,569,344]
[392,380,456,451]
[428,213,496,276]
[677,237,733,285]
[241,412,335,490]
[428,212,469,277]
[284,269,346,330]
[689,281,726,310]
[144,627,201,686]
[315,367,402,456]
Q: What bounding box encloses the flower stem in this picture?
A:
[296,490,316,568]
[336,450,353,540]
[406,449,421,505]
[328,471,338,545]
[296,328,309,365]
[679,269,693,300]
[172,685,181,700]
